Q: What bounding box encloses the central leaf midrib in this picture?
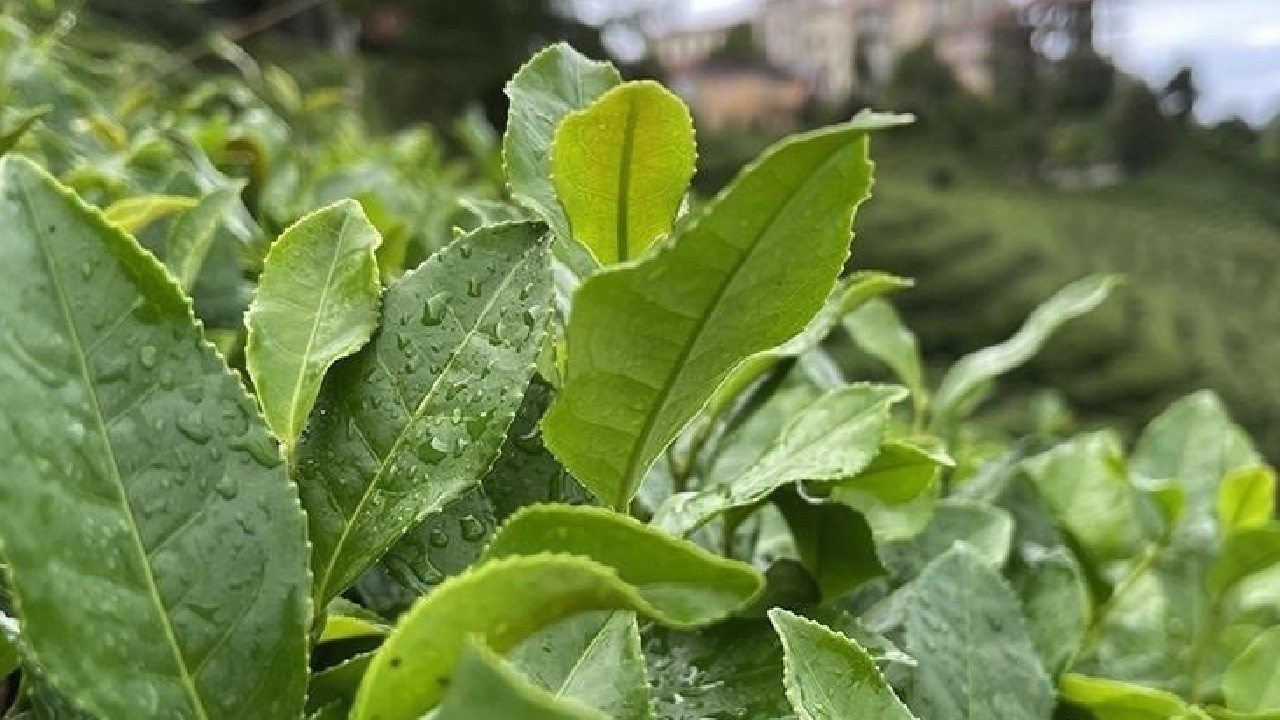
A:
[316,241,540,602]
[612,142,857,508]
[285,210,356,441]
[614,94,639,263]
[19,175,212,720]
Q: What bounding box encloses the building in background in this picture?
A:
[648,0,1056,129]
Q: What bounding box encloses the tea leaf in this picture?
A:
[296,220,552,605]
[1223,625,1280,712]
[1060,674,1190,719]
[552,80,695,264]
[1210,526,1280,596]
[544,115,909,509]
[245,199,382,450]
[903,546,1054,720]
[0,155,310,719]
[504,43,621,244]
[932,274,1119,426]
[845,296,926,408]
[770,608,917,720]
[1217,466,1276,532]
[102,194,197,235]
[436,641,610,720]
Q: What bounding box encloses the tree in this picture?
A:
[1054,48,1115,113]
[1162,66,1198,122]
[1106,80,1172,171]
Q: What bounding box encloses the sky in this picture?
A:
[609,0,1280,125]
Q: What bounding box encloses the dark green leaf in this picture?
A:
[0,155,309,720]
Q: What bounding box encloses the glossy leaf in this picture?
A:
[902,546,1055,720]
[1217,466,1276,532]
[508,611,652,720]
[503,43,622,243]
[482,505,764,618]
[831,440,947,541]
[246,199,382,449]
[706,271,910,423]
[644,619,793,720]
[770,608,917,720]
[296,220,552,605]
[1012,545,1090,675]
[655,384,907,534]
[932,274,1119,426]
[378,487,498,597]
[552,80,695,264]
[1060,674,1190,719]
[845,296,927,408]
[0,155,310,719]
[352,552,758,720]
[544,114,910,509]
[1223,625,1280,712]
[102,194,197,235]
[436,641,609,720]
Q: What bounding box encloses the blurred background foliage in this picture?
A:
[4,0,1280,462]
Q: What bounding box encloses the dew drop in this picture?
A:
[139,345,158,369]
[428,529,449,548]
[466,278,483,298]
[177,412,212,444]
[459,514,485,541]
[215,475,238,500]
[80,262,94,280]
[421,292,449,327]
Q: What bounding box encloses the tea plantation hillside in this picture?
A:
[848,137,1280,458]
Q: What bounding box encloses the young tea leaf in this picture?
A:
[102,194,197,235]
[1209,526,1280,596]
[246,199,383,450]
[771,609,917,720]
[481,504,764,621]
[508,611,652,720]
[543,115,909,510]
[552,80,695,264]
[1217,466,1276,532]
[296,220,552,605]
[1060,673,1191,719]
[931,274,1119,427]
[351,550,758,720]
[0,155,310,720]
[436,641,610,720]
[845,296,927,411]
[503,43,622,243]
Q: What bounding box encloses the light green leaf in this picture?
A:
[1210,526,1280,596]
[552,80,695,265]
[1223,625,1280,712]
[437,641,609,720]
[163,183,243,291]
[1217,466,1276,533]
[1023,430,1147,563]
[0,155,310,719]
[296,221,552,605]
[903,546,1055,720]
[1060,673,1190,719]
[654,384,907,534]
[774,488,886,600]
[544,115,909,509]
[245,199,382,450]
[481,504,764,618]
[352,550,759,720]
[102,194,198,235]
[770,608,917,720]
[706,271,910,423]
[830,440,947,541]
[0,105,50,156]
[503,43,622,244]
[880,499,1014,579]
[932,274,1119,426]
[508,611,652,720]
[845,296,927,409]
[1132,391,1258,519]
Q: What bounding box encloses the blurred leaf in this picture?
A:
[845,296,927,410]
[1223,625,1280,712]
[1217,466,1276,533]
[102,194,197,235]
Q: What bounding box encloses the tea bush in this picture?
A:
[1,24,1278,720]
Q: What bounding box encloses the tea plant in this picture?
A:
[1,31,1279,720]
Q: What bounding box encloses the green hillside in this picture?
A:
[850,134,1280,456]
